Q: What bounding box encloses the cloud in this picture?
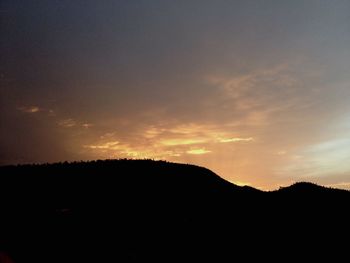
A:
[279,138,350,178]
[277,151,287,156]
[58,119,77,128]
[18,106,40,113]
[71,63,318,190]
[210,64,296,101]
[206,64,304,128]
[84,138,176,159]
[219,137,253,143]
[82,123,93,128]
[161,138,207,146]
[145,123,254,146]
[100,132,116,139]
[144,127,164,138]
[81,122,253,161]
[85,141,120,149]
[186,148,211,155]
[48,109,56,116]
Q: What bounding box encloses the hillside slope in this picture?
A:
[0,160,349,262]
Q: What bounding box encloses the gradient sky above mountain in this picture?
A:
[1,0,350,189]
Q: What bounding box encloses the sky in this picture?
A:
[1,0,350,190]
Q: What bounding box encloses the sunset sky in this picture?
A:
[1,1,350,189]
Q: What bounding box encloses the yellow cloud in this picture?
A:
[82,123,255,162]
[100,132,116,139]
[219,137,253,143]
[186,148,211,155]
[144,128,163,138]
[168,123,208,135]
[161,138,207,146]
[85,141,120,149]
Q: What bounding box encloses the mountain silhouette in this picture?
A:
[0,159,349,262]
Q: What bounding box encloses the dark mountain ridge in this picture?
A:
[0,159,349,262]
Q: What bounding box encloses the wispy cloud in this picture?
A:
[58,119,77,128]
[18,106,40,113]
[145,123,254,146]
[276,151,287,156]
[84,139,174,159]
[209,64,296,102]
[186,148,211,155]
[82,123,93,128]
[81,122,253,162]
[58,119,94,129]
[85,141,120,149]
[206,64,303,128]
[219,137,253,143]
[161,138,207,146]
[279,138,350,178]
[48,109,56,116]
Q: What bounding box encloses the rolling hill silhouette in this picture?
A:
[0,159,349,262]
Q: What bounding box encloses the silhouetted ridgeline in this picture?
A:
[0,159,349,262]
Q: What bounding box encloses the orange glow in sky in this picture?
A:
[2,1,350,190]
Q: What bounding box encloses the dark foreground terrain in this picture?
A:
[0,160,349,262]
